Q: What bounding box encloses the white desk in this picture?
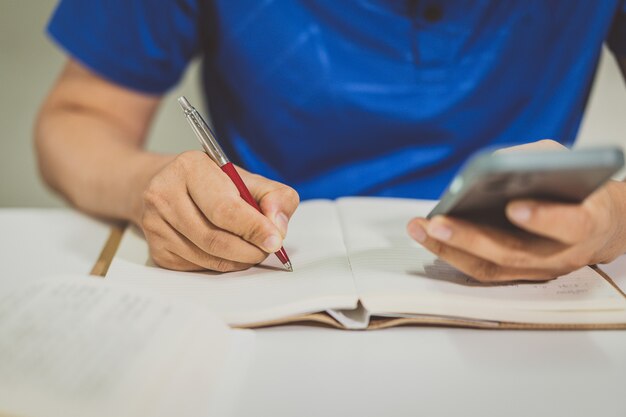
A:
[0,208,110,290]
[237,327,626,417]
[2,209,625,417]
[237,233,626,416]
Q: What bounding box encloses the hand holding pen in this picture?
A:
[178,96,294,271]
[135,99,298,273]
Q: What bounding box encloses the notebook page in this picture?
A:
[106,200,358,326]
[337,197,626,323]
[0,275,244,417]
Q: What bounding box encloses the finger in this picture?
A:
[156,191,268,264]
[407,219,559,282]
[151,249,206,272]
[153,249,251,273]
[506,200,597,245]
[144,219,205,271]
[409,216,591,274]
[170,239,253,273]
[415,215,567,270]
[154,221,254,272]
[184,160,284,253]
[240,169,300,237]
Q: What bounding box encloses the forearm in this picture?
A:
[35,104,174,224]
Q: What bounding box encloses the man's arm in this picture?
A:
[36,60,298,272]
[36,60,168,222]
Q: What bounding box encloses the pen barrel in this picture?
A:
[220,163,290,266]
[220,162,261,211]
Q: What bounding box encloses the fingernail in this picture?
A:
[274,212,289,237]
[263,234,282,252]
[510,205,532,223]
[427,224,452,241]
[408,223,427,243]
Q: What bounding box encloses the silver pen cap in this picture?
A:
[178,96,229,166]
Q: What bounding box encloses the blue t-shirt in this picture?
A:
[48,1,626,200]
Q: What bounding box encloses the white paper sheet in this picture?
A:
[0,275,248,417]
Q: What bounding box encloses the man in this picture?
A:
[36,1,626,281]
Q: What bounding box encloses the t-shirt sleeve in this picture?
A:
[47,0,200,94]
[607,0,626,57]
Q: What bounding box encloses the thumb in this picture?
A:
[239,169,300,237]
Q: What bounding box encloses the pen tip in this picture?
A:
[177,96,192,111]
[284,261,293,272]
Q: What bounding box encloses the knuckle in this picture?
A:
[202,231,227,255]
[142,186,161,207]
[429,239,446,257]
[421,234,441,253]
[141,212,163,236]
[473,261,501,282]
[211,258,231,272]
[175,150,205,171]
[434,241,445,256]
[502,234,526,251]
[211,197,240,225]
[496,251,527,268]
[150,249,175,269]
[211,258,248,273]
[142,181,172,213]
[141,216,157,235]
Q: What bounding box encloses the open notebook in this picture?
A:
[106,198,626,330]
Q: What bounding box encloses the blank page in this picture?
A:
[337,197,626,324]
[106,200,358,326]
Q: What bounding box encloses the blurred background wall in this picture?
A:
[1,0,625,208]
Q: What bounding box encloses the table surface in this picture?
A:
[0,208,111,290]
[2,208,625,417]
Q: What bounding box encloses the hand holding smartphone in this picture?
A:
[427,147,624,229]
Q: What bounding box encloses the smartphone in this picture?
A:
[427,147,624,229]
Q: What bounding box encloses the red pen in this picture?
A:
[178,96,293,271]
